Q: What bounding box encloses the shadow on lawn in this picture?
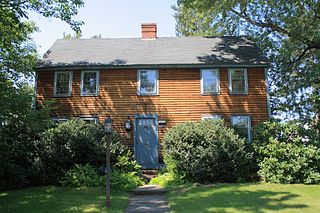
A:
[0,186,129,213]
[169,184,308,213]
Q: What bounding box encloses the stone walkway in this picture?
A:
[125,185,171,213]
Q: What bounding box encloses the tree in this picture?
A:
[174,0,320,128]
[0,0,84,80]
[63,31,83,39]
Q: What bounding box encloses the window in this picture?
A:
[81,71,99,96]
[54,71,72,96]
[137,70,158,95]
[231,116,251,142]
[52,117,68,124]
[80,117,98,124]
[201,69,219,94]
[201,114,222,121]
[229,68,248,94]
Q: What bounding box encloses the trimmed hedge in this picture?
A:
[163,119,255,183]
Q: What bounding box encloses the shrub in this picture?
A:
[39,119,140,185]
[60,164,103,187]
[38,119,106,184]
[149,172,186,187]
[253,121,320,184]
[102,134,141,174]
[110,171,144,191]
[163,119,254,183]
[60,164,143,190]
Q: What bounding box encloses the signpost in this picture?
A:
[104,117,112,208]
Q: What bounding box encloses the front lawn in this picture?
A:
[167,183,320,213]
[0,186,129,213]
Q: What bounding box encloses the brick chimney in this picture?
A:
[141,23,157,40]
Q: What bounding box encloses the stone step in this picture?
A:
[141,170,159,182]
[131,185,166,195]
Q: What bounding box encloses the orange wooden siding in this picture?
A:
[37,67,268,151]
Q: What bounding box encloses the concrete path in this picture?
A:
[125,185,171,213]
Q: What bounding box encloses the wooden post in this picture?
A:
[105,134,111,207]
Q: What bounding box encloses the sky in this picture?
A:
[29,0,177,55]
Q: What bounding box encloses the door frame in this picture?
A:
[134,114,159,168]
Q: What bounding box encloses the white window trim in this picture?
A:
[231,115,251,142]
[80,70,100,96]
[137,69,159,95]
[201,114,222,121]
[201,68,220,95]
[54,71,73,97]
[228,68,248,95]
[80,117,99,124]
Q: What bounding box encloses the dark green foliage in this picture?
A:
[253,121,320,184]
[110,171,144,191]
[60,164,103,187]
[39,119,141,185]
[101,132,141,174]
[1,0,84,80]
[163,119,254,183]
[0,76,53,188]
[38,119,105,184]
[60,164,143,190]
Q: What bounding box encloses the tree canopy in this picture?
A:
[174,0,320,127]
[0,0,84,80]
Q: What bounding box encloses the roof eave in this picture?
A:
[35,63,270,71]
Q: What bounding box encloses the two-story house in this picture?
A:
[36,23,270,169]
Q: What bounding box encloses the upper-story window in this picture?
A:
[54,71,72,97]
[201,69,219,95]
[80,116,99,124]
[81,71,99,96]
[52,117,68,124]
[231,115,251,142]
[201,114,221,121]
[137,70,158,95]
[229,68,248,94]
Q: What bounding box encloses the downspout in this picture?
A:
[264,67,271,119]
[32,70,38,109]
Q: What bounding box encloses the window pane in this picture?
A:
[56,73,70,95]
[232,117,249,140]
[231,70,246,93]
[140,70,156,94]
[81,118,98,123]
[202,69,218,93]
[82,72,97,95]
[201,115,221,121]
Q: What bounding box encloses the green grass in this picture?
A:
[0,186,129,213]
[167,182,320,213]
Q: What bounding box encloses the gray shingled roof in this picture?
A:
[37,36,269,69]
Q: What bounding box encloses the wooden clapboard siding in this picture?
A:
[37,67,268,158]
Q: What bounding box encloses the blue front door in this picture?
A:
[134,114,158,168]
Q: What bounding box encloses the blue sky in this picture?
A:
[29,0,177,55]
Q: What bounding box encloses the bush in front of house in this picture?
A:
[39,119,141,185]
[253,121,320,184]
[102,134,141,174]
[163,119,255,183]
[61,163,143,190]
[38,119,105,184]
[60,163,104,187]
